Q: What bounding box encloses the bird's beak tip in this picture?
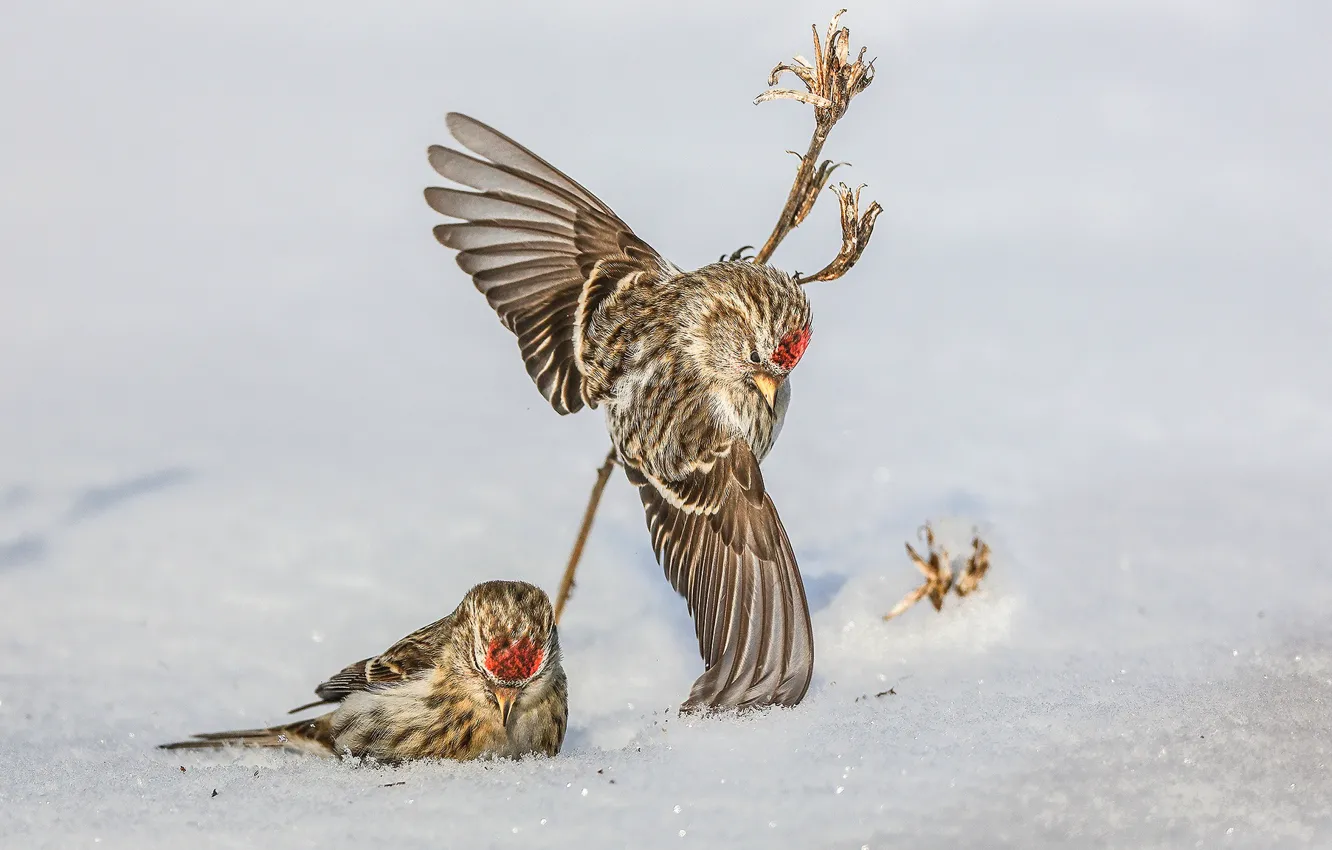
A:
[493,686,519,727]
[752,372,781,411]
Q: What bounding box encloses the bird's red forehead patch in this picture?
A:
[485,637,543,681]
[772,325,812,371]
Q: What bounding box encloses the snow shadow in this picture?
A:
[0,468,195,572]
[0,484,34,513]
[64,467,193,524]
[0,533,46,571]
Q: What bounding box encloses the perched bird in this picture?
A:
[425,114,815,710]
[161,580,567,762]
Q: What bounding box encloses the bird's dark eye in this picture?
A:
[749,350,761,364]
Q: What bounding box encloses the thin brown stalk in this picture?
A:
[553,449,618,623]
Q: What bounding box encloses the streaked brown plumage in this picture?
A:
[426,115,814,711]
[161,581,567,762]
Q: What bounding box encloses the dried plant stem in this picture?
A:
[750,10,881,278]
[753,125,833,265]
[553,448,618,623]
[883,525,994,621]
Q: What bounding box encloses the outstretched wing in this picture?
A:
[426,113,678,414]
[287,616,451,714]
[626,442,814,710]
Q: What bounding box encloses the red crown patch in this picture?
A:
[772,325,812,371]
[485,637,544,681]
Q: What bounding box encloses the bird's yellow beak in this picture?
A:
[493,686,519,727]
[752,372,781,411]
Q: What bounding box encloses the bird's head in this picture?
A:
[685,264,813,414]
[459,580,559,728]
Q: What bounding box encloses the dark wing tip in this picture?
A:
[636,447,815,712]
[549,389,583,415]
[286,698,330,715]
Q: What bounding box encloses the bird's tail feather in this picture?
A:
[160,714,335,755]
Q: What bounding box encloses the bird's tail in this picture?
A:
[160,713,336,755]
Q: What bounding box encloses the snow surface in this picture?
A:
[2,1,1330,847]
